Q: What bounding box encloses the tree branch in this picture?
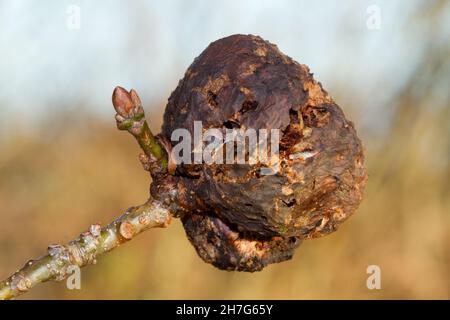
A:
[0,198,171,300]
[0,87,173,300]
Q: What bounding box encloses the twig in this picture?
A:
[112,86,168,171]
[0,87,172,299]
[0,199,171,300]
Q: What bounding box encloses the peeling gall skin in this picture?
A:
[158,34,367,271]
[182,213,301,272]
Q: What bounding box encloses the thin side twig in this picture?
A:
[112,86,168,171]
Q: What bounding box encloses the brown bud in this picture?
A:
[112,86,134,117]
[130,89,142,108]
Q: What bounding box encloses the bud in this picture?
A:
[112,86,134,117]
[130,89,142,107]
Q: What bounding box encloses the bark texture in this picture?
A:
[0,199,171,300]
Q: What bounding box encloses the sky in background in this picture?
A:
[0,0,444,134]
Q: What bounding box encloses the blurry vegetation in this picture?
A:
[0,1,449,299]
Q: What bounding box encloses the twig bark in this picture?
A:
[0,87,172,300]
[0,199,171,300]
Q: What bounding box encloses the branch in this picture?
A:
[0,198,171,300]
[0,87,173,300]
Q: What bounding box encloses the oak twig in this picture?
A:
[0,198,171,300]
[0,33,368,293]
[0,87,172,300]
[112,86,168,172]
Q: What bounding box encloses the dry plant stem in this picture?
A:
[0,199,171,300]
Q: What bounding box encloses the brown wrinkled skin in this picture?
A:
[160,34,367,271]
[182,213,301,272]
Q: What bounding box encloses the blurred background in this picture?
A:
[0,0,449,299]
